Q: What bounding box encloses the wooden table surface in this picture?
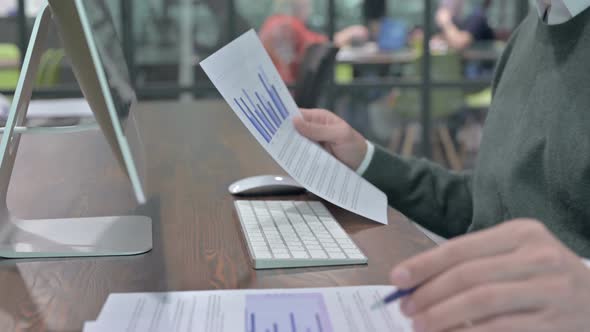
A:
[0,100,434,331]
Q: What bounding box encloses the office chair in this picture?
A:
[0,43,20,90]
[36,48,65,87]
[294,43,339,109]
[385,52,465,170]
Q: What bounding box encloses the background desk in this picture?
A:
[0,100,434,331]
[337,43,418,65]
[336,42,504,68]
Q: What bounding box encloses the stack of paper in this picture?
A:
[0,98,94,119]
[83,286,413,332]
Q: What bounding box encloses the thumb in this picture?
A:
[293,115,342,143]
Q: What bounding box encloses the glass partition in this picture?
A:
[0,0,531,168]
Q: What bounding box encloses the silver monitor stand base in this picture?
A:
[0,214,152,258]
[0,4,152,259]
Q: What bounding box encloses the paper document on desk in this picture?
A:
[83,286,412,331]
[200,30,387,224]
[0,98,93,119]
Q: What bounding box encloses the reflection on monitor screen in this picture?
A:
[82,0,135,120]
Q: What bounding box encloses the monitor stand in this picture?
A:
[0,4,152,258]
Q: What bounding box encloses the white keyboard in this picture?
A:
[234,200,368,269]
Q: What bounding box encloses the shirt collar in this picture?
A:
[535,0,590,24]
[563,0,590,16]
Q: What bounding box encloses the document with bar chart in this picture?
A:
[83,286,413,331]
[200,30,387,225]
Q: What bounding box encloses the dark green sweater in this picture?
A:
[364,8,590,256]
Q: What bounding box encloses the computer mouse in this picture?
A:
[228,175,306,196]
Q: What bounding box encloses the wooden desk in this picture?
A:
[0,100,434,331]
[462,42,506,62]
[337,42,505,65]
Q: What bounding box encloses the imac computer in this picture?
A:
[0,0,152,258]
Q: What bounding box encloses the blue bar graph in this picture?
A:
[235,98,271,143]
[290,313,296,332]
[245,293,333,332]
[234,69,291,144]
[256,92,281,128]
[258,72,288,120]
[244,89,276,135]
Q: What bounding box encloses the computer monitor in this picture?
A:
[0,0,152,258]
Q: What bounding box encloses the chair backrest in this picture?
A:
[36,48,65,87]
[395,52,465,119]
[0,43,19,60]
[294,43,339,109]
[0,43,20,90]
[430,52,465,118]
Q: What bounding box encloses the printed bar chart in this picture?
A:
[245,293,333,332]
[233,69,290,143]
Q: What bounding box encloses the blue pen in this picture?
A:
[370,286,419,310]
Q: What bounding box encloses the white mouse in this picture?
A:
[228,175,306,196]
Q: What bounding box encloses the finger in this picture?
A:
[293,115,346,143]
[453,311,543,332]
[299,108,333,124]
[402,248,563,316]
[390,219,539,288]
[410,279,555,332]
[320,142,335,155]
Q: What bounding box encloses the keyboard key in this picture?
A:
[328,252,347,259]
[291,251,309,259]
[274,253,291,259]
[254,251,272,259]
[345,250,363,257]
[300,236,317,241]
[308,250,328,259]
[316,234,333,240]
[269,244,286,251]
[254,252,272,259]
[346,253,366,260]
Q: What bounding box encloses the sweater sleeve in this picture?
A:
[363,146,473,238]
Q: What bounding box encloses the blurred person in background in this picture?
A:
[363,0,387,41]
[259,0,368,84]
[436,0,495,50]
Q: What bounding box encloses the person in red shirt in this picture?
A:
[259,0,367,85]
